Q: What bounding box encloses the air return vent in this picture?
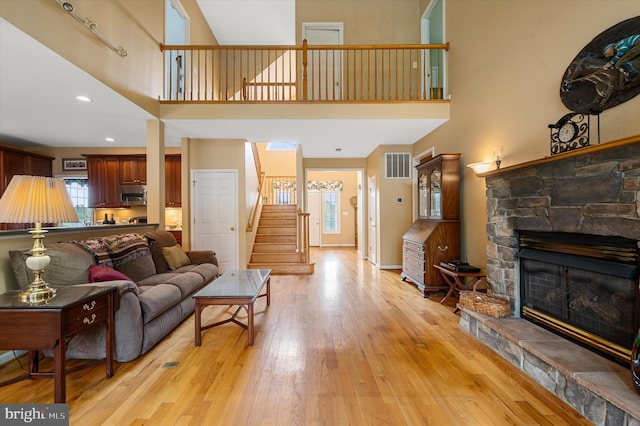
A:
[385,153,411,179]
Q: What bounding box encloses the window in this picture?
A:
[64,178,91,226]
[323,191,340,233]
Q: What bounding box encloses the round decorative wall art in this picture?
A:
[560,16,640,113]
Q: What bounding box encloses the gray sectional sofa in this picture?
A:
[9,230,219,362]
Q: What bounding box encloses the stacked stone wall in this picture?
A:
[484,142,640,313]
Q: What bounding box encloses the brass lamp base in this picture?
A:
[18,283,56,303]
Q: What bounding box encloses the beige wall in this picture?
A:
[413,1,640,268]
[185,138,252,267]
[257,143,297,176]
[296,0,421,44]
[366,145,413,268]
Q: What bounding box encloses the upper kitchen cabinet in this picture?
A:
[165,154,181,207]
[1,146,53,194]
[86,156,120,208]
[119,156,146,184]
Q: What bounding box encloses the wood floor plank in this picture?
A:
[0,248,591,425]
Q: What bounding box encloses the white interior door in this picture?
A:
[303,23,343,100]
[367,176,377,265]
[191,170,238,273]
[308,190,321,247]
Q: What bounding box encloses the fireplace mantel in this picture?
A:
[477,134,640,178]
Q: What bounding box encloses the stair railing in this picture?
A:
[297,210,310,263]
[247,171,266,232]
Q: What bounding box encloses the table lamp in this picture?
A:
[0,175,78,302]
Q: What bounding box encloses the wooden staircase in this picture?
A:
[248,204,314,274]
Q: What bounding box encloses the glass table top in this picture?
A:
[193,269,271,299]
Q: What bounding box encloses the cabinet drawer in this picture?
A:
[403,253,424,270]
[402,239,424,252]
[65,295,109,334]
[403,265,424,284]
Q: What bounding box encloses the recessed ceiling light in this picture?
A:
[105,137,116,142]
[75,95,93,103]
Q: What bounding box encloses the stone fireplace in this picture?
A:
[459,136,640,425]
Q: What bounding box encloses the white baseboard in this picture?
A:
[0,350,26,366]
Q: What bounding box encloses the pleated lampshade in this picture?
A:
[0,175,78,224]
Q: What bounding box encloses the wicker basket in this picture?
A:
[458,291,511,318]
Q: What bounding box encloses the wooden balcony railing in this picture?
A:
[261,176,297,205]
[161,41,449,103]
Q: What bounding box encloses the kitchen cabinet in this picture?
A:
[119,156,146,184]
[402,153,461,297]
[86,156,120,208]
[0,147,54,229]
[165,155,181,207]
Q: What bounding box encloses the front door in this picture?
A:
[191,170,238,273]
[308,190,321,246]
[367,175,377,265]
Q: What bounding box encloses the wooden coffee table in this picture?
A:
[193,269,271,346]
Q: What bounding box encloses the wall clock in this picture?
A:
[548,112,592,155]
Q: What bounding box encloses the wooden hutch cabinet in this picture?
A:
[401,153,461,297]
[86,156,120,208]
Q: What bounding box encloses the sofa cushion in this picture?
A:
[165,271,206,299]
[162,245,191,270]
[103,233,156,283]
[137,284,182,324]
[145,231,178,274]
[9,242,95,288]
[88,264,132,283]
[176,263,219,284]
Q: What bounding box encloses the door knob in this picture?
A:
[230,226,235,231]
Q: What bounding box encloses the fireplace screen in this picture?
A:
[519,232,639,362]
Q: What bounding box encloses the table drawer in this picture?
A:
[65,294,109,334]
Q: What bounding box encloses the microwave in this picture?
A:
[119,185,147,206]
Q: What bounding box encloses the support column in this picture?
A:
[146,120,165,228]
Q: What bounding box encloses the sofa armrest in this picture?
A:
[186,250,218,267]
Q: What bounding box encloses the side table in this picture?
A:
[433,264,486,312]
[0,285,118,403]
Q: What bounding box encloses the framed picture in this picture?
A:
[62,158,87,171]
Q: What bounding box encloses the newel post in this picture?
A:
[302,39,308,101]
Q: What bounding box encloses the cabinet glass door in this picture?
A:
[430,167,441,217]
[418,172,428,218]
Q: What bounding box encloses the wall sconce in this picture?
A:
[467,162,492,175]
[493,146,504,169]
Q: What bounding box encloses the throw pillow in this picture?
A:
[88,264,132,282]
[103,233,156,282]
[162,245,191,270]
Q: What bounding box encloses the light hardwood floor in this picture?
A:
[0,248,590,425]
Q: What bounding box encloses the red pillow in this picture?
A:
[88,264,132,282]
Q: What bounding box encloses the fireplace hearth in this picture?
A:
[519,231,639,362]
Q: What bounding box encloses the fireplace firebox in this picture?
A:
[519,231,639,362]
